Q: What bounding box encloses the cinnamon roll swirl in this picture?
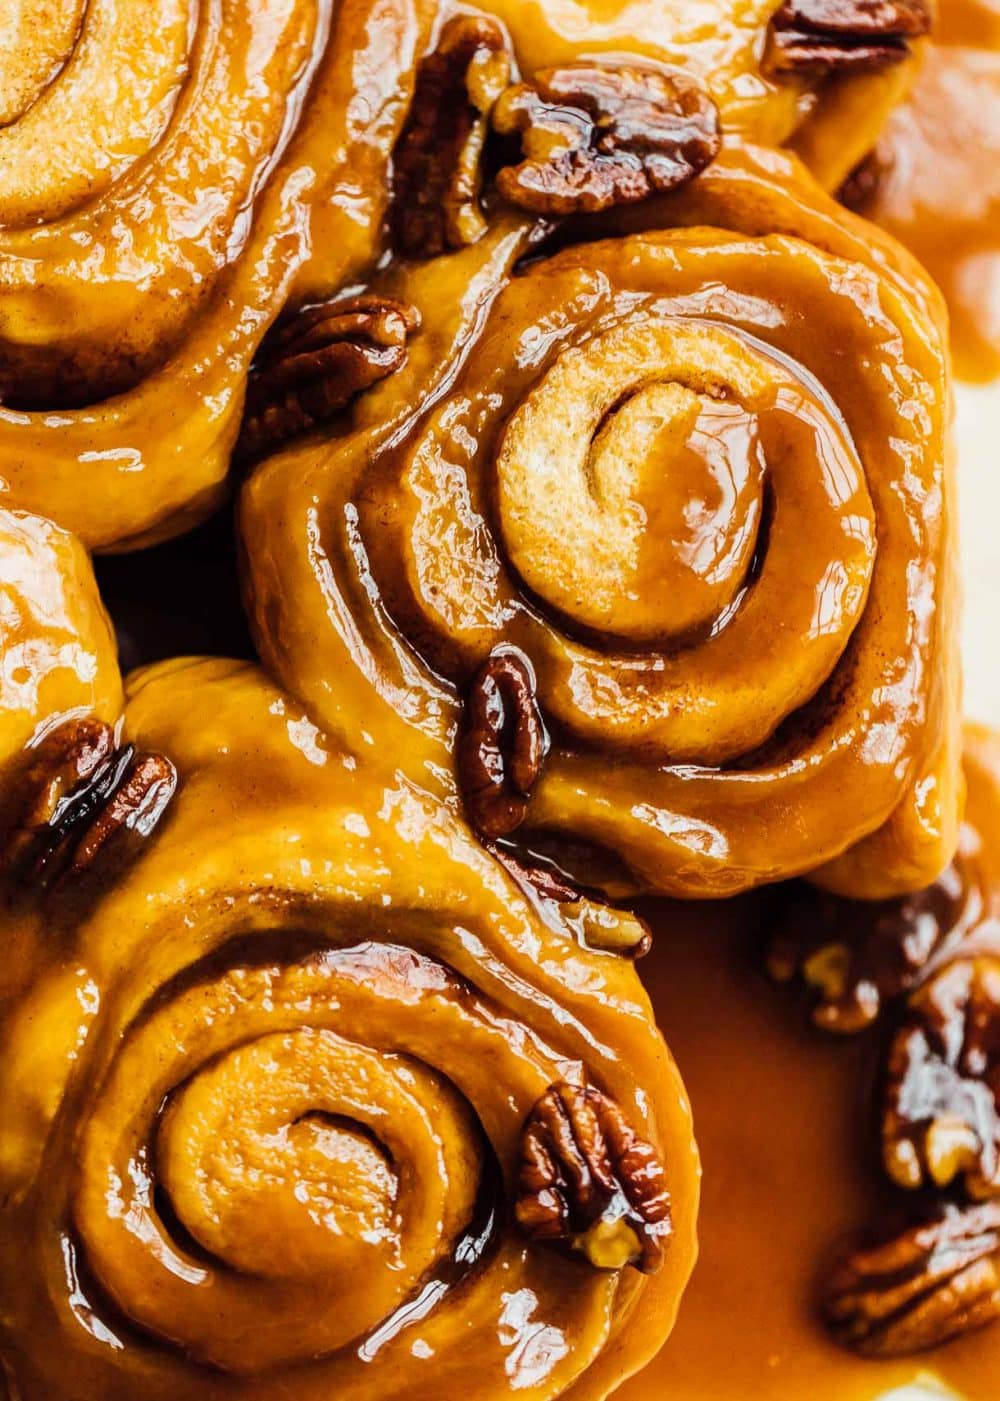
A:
[0,656,698,1399]
[241,144,960,900]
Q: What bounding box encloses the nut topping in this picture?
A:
[561,899,653,959]
[492,847,651,956]
[3,718,115,875]
[883,956,1000,1198]
[839,150,885,212]
[516,1081,672,1272]
[492,65,721,215]
[768,0,931,73]
[391,16,512,258]
[236,295,421,461]
[458,646,549,839]
[824,1202,1000,1356]
[493,845,580,902]
[67,753,177,875]
[4,718,176,892]
[767,868,967,1033]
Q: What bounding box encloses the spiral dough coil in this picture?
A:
[241,145,960,901]
[0,645,698,1400]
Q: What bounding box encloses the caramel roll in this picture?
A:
[0,658,698,1399]
[241,145,960,900]
[0,0,436,550]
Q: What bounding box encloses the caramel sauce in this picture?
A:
[627,726,1000,1400]
[848,0,1000,382]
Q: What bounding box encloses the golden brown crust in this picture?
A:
[0,0,439,550]
[0,503,697,1398]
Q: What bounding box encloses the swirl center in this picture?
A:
[496,322,765,644]
[159,1030,402,1280]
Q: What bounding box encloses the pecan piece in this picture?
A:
[3,718,115,874]
[824,1202,1000,1356]
[839,149,885,212]
[237,295,420,461]
[883,956,1000,1197]
[492,846,651,956]
[768,0,931,74]
[493,844,581,902]
[391,16,512,258]
[562,899,653,958]
[492,65,721,216]
[4,718,176,892]
[458,646,549,839]
[767,866,967,1033]
[516,1081,672,1272]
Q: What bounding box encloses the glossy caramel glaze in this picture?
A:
[241,145,960,902]
[626,725,1000,1400]
[0,509,121,792]
[0,524,698,1399]
[0,3,981,1397]
[843,0,1000,382]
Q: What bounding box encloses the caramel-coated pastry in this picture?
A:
[0,653,699,1399]
[0,0,436,551]
[241,144,960,901]
[622,726,1000,1400]
[841,0,1000,381]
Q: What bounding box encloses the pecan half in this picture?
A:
[768,0,931,74]
[824,1202,1000,1356]
[516,1081,672,1272]
[492,65,721,216]
[767,866,968,1034]
[391,16,512,258]
[4,718,176,892]
[883,956,1000,1197]
[236,295,420,461]
[458,646,549,839]
[3,718,115,874]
